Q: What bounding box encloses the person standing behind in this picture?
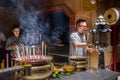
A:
[69,19,94,57]
[0,32,6,64]
[6,24,23,60]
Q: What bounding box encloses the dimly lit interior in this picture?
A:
[0,0,120,80]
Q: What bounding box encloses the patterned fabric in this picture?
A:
[5,35,24,57]
[69,31,86,57]
[0,32,6,42]
[0,32,6,48]
[0,32,6,63]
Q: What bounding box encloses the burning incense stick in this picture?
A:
[45,43,47,56]
[33,46,36,58]
[42,41,44,56]
[6,54,9,68]
[16,46,21,60]
[40,33,42,41]
[22,45,25,58]
[26,46,29,57]
[29,46,32,58]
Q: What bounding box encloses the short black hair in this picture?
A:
[11,24,23,35]
[12,24,20,30]
[76,19,86,26]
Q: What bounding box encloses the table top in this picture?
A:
[0,66,23,80]
[53,67,120,80]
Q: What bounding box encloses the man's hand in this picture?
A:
[87,47,95,53]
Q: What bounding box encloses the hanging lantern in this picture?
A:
[91,15,112,52]
[89,15,112,69]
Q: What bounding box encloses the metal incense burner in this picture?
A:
[90,15,112,69]
[15,44,54,80]
[69,56,88,71]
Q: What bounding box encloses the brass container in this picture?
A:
[16,56,54,80]
[69,56,88,71]
[62,65,75,75]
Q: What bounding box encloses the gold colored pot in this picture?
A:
[62,65,75,75]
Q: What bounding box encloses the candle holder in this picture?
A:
[15,44,54,80]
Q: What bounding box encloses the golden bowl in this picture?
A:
[62,65,75,75]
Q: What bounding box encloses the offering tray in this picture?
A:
[23,62,54,80]
[69,56,88,71]
[70,56,87,61]
[23,71,53,80]
[15,55,54,80]
[15,55,53,63]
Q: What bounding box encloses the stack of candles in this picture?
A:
[15,42,47,62]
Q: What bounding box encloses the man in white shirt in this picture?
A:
[69,19,94,57]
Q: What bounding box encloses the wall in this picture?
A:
[0,7,18,38]
[46,0,97,28]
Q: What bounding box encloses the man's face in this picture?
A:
[12,28,20,38]
[77,22,87,34]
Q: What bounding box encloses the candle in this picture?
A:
[26,46,29,57]
[11,60,13,68]
[14,60,17,68]
[22,45,25,58]
[16,45,21,60]
[6,54,9,68]
[45,43,46,56]
[36,46,39,55]
[29,46,31,59]
[24,59,27,65]
[33,46,36,58]
[1,60,4,72]
[42,41,44,56]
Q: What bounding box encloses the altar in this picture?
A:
[0,66,119,80]
[53,67,120,80]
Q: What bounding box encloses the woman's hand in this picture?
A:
[10,45,22,50]
[10,45,16,50]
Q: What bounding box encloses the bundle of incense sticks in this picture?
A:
[15,44,47,62]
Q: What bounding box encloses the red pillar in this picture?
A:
[111,25,118,71]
